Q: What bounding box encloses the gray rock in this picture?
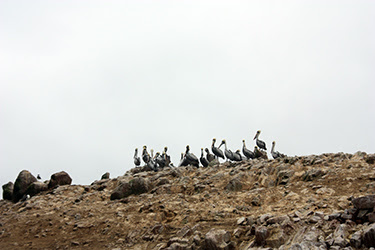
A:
[363,223,375,248]
[101,172,110,180]
[267,215,290,225]
[352,195,375,210]
[2,182,13,200]
[48,171,72,189]
[26,181,48,197]
[332,224,348,248]
[204,228,234,250]
[13,170,37,202]
[276,170,294,185]
[110,177,151,200]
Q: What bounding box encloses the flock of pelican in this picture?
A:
[133,130,286,171]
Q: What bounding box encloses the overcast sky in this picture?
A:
[1,1,374,187]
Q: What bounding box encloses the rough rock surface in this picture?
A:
[48,171,72,189]
[1,152,375,249]
[12,170,37,202]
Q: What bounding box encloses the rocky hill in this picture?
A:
[1,152,375,249]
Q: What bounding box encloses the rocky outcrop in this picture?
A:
[2,181,14,200]
[2,152,375,249]
[12,170,37,202]
[101,172,110,180]
[48,171,72,189]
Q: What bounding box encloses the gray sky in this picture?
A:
[1,1,374,186]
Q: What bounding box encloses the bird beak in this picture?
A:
[218,141,224,148]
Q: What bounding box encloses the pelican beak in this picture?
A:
[218,141,224,148]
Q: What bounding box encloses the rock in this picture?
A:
[267,215,290,225]
[350,230,362,248]
[302,168,326,181]
[225,177,242,192]
[13,170,37,202]
[332,224,348,248]
[101,172,110,180]
[352,195,375,210]
[267,227,286,248]
[366,154,375,164]
[48,171,72,189]
[237,217,247,225]
[276,170,294,185]
[204,228,234,249]
[25,181,48,197]
[363,223,375,248]
[2,182,14,200]
[110,177,151,200]
[255,226,268,246]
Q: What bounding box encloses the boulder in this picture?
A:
[352,195,375,210]
[13,170,37,202]
[101,172,110,180]
[2,182,14,200]
[204,228,234,250]
[48,171,72,189]
[302,168,326,181]
[26,181,48,197]
[350,230,362,248]
[110,177,151,200]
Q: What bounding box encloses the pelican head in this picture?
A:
[143,145,147,149]
[254,130,261,140]
[164,146,168,152]
[272,141,276,145]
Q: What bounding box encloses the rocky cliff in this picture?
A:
[1,152,375,249]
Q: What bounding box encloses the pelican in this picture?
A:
[242,140,255,159]
[254,130,267,150]
[134,148,141,166]
[163,147,171,166]
[212,138,224,160]
[233,150,242,162]
[271,141,286,159]
[200,148,209,167]
[155,152,166,168]
[185,145,199,167]
[205,148,215,162]
[219,140,234,161]
[147,149,157,171]
[254,146,263,158]
[178,153,189,167]
[142,146,151,164]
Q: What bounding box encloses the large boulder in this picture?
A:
[48,171,72,189]
[2,182,14,200]
[110,177,151,200]
[26,181,48,197]
[13,170,37,202]
[363,223,375,248]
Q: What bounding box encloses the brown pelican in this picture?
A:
[242,140,255,159]
[200,148,209,167]
[142,146,151,164]
[233,150,242,162]
[219,140,235,161]
[271,141,286,159]
[205,148,215,162]
[178,153,189,167]
[163,147,171,165]
[134,148,141,166]
[254,130,267,150]
[212,138,224,160]
[155,152,166,168]
[254,146,263,158]
[185,145,199,167]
